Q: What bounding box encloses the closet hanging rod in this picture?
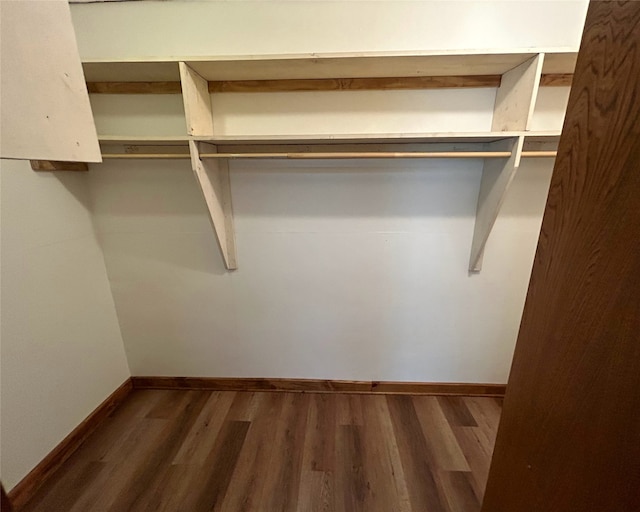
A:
[100,150,558,160]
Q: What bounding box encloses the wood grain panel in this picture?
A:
[412,397,471,471]
[298,470,333,512]
[464,396,502,442]
[483,2,640,511]
[105,390,211,511]
[87,81,181,94]
[30,160,88,172]
[453,427,493,501]
[8,379,132,510]
[260,393,310,512]
[171,391,236,465]
[1,484,14,512]
[359,396,405,511]
[224,391,262,422]
[371,396,412,512]
[192,421,250,511]
[437,396,478,427]
[302,394,337,472]
[436,471,480,512]
[335,425,367,512]
[131,376,506,396]
[219,393,283,512]
[85,74,570,94]
[209,75,501,92]
[20,390,502,512]
[18,461,105,512]
[386,395,447,512]
[74,389,164,463]
[539,73,573,86]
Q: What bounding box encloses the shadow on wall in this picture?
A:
[85,157,486,221]
[40,169,93,212]
[78,158,229,275]
[230,158,483,220]
[74,155,553,277]
[230,157,555,220]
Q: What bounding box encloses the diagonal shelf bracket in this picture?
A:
[469,136,525,272]
[188,140,237,270]
[470,52,546,272]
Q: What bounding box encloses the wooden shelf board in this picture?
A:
[196,131,562,145]
[523,133,562,143]
[82,49,577,82]
[83,61,180,82]
[98,135,190,145]
[96,132,560,147]
[86,74,571,95]
[195,132,521,145]
[541,52,579,74]
[209,142,490,153]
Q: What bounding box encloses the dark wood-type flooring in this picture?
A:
[21,390,502,512]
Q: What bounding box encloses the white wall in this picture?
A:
[76,0,586,383]
[71,0,588,59]
[89,156,553,382]
[0,161,130,489]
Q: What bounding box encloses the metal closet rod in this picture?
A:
[101,151,557,160]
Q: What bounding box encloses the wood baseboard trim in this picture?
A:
[2,484,14,512]
[8,378,133,510]
[131,377,506,397]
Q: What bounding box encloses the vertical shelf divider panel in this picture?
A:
[188,141,237,270]
[492,53,545,131]
[179,62,215,136]
[470,52,545,271]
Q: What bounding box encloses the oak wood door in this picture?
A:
[482,2,640,511]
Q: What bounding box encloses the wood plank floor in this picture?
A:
[21,390,502,512]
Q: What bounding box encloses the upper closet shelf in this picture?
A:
[194,131,561,145]
[97,132,561,146]
[82,48,577,82]
[79,50,570,273]
[97,135,190,144]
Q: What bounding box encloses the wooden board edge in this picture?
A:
[85,74,571,94]
[130,377,506,397]
[8,378,133,510]
[540,73,573,87]
[30,160,89,172]
[87,81,182,94]
[209,75,502,92]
